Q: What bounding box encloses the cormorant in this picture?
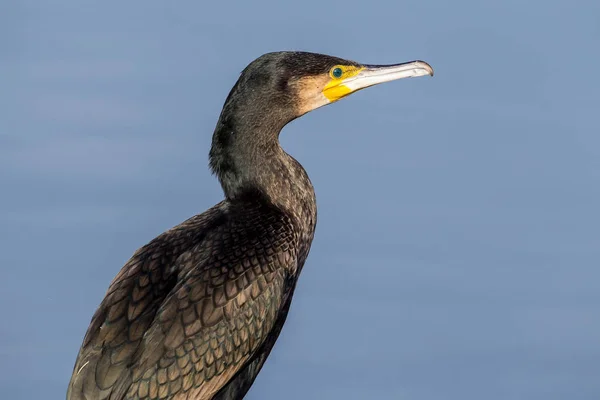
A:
[67,51,433,400]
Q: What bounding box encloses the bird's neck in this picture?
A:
[209,120,316,223]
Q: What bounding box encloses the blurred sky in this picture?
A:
[2,0,600,399]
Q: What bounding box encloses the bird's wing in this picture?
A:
[67,200,299,400]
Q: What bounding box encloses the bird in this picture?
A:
[67,51,433,400]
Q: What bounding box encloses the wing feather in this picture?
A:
[67,200,298,400]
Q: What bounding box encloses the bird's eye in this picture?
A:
[331,67,343,79]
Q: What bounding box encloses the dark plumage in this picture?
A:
[67,51,433,400]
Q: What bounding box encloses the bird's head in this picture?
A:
[221,51,433,127]
[211,51,433,197]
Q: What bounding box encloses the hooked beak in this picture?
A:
[350,61,433,90]
[323,60,433,102]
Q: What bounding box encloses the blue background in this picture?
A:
[2,0,599,398]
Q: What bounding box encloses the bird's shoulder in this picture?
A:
[68,194,301,400]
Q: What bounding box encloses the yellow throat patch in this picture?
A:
[322,65,364,102]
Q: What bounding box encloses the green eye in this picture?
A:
[332,67,343,78]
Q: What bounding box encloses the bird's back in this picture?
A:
[67,189,314,399]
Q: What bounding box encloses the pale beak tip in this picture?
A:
[417,60,434,77]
